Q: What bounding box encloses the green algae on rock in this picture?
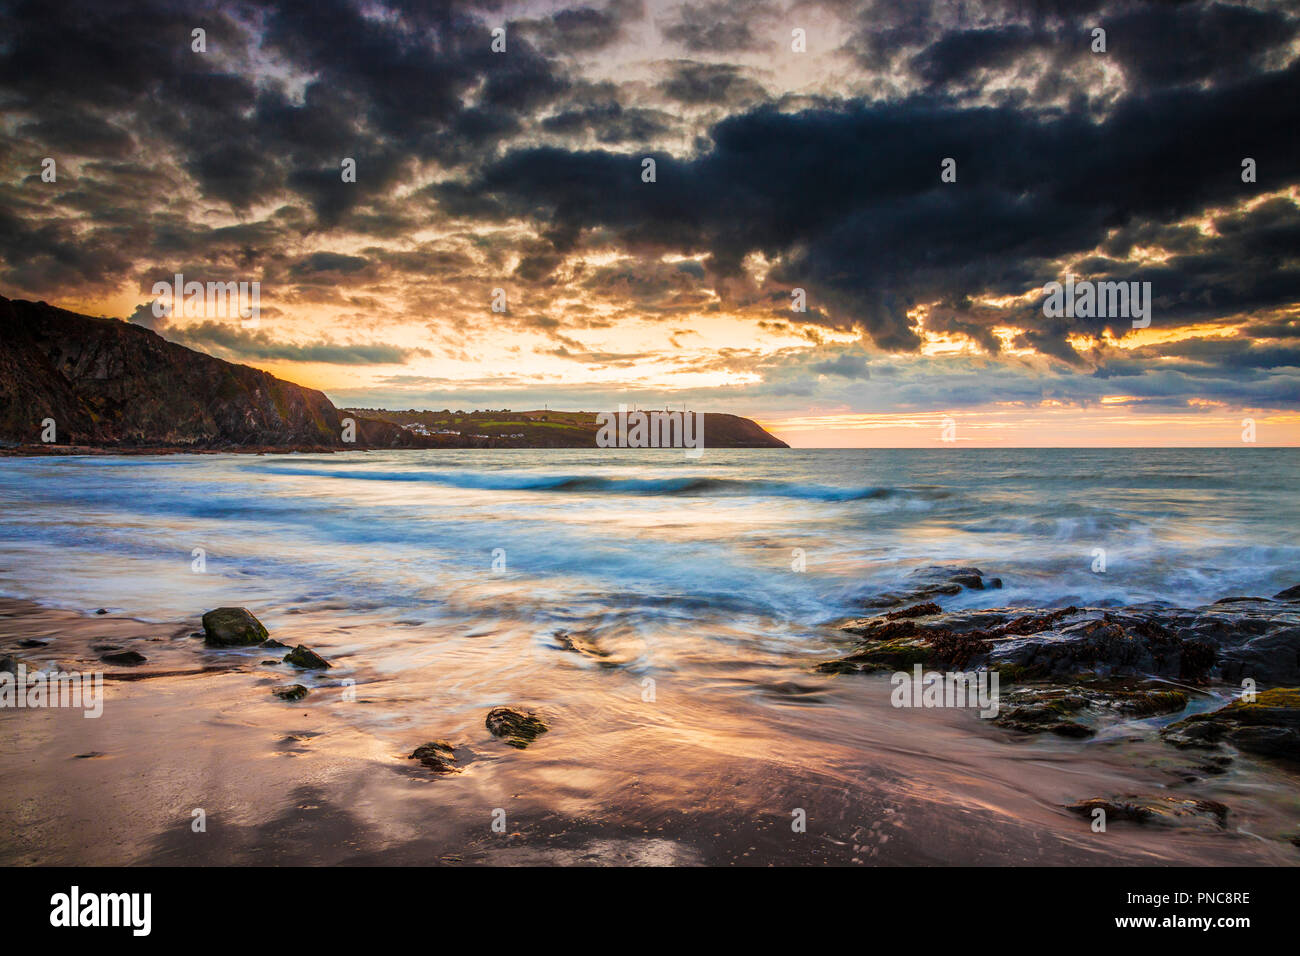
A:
[1162,687,1300,762]
[409,740,460,773]
[486,707,549,749]
[1066,795,1229,829]
[994,683,1189,738]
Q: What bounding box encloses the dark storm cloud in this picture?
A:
[448,53,1300,351]
[660,1,765,52]
[657,61,767,106]
[1,0,1299,417]
[169,320,426,365]
[520,2,641,53]
[1101,2,1299,88]
[541,100,677,144]
[909,25,1050,88]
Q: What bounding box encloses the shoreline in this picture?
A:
[2,583,1298,866]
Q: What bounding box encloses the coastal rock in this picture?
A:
[101,649,146,665]
[551,629,621,667]
[0,654,17,674]
[486,707,549,749]
[1273,584,1300,601]
[822,597,1299,684]
[273,684,309,702]
[1161,688,1300,762]
[409,740,461,773]
[1066,796,1229,829]
[860,566,1001,609]
[994,683,1189,738]
[885,602,942,620]
[284,645,331,669]
[202,607,269,647]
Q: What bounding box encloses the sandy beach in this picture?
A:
[4,594,1298,866]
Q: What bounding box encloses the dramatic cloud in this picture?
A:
[0,0,1297,441]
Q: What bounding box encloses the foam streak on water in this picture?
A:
[1,448,1295,625]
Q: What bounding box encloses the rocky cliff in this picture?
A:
[0,295,411,449]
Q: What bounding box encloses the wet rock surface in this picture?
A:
[101,649,147,666]
[860,566,1002,609]
[1066,795,1230,829]
[202,607,269,647]
[1162,688,1300,762]
[409,740,461,773]
[273,684,309,702]
[825,592,1300,684]
[993,682,1189,738]
[284,645,331,669]
[485,707,549,749]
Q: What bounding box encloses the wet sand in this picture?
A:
[2,598,1297,866]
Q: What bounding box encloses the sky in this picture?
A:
[1,0,1298,446]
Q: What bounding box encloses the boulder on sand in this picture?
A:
[202,607,269,646]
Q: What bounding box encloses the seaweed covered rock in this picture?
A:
[1162,688,1300,762]
[1066,796,1229,829]
[485,707,549,749]
[273,684,309,701]
[409,740,460,773]
[994,683,1188,738]
[822,597,1298,684]
[860,566,1002,609]
[202,607,269,647]
[284,645,331,669]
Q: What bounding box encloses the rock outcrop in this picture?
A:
[1162,688,1300,762]
[0,294,415,449]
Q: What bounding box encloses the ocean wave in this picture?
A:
[244,465,944,501]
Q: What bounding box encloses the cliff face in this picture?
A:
[0,295,410,449]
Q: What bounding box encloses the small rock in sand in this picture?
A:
[409,740,461,773]
[273,684,309,701]
[202,607,269,647]
[101,650,147,666]
[284,645,331,669]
